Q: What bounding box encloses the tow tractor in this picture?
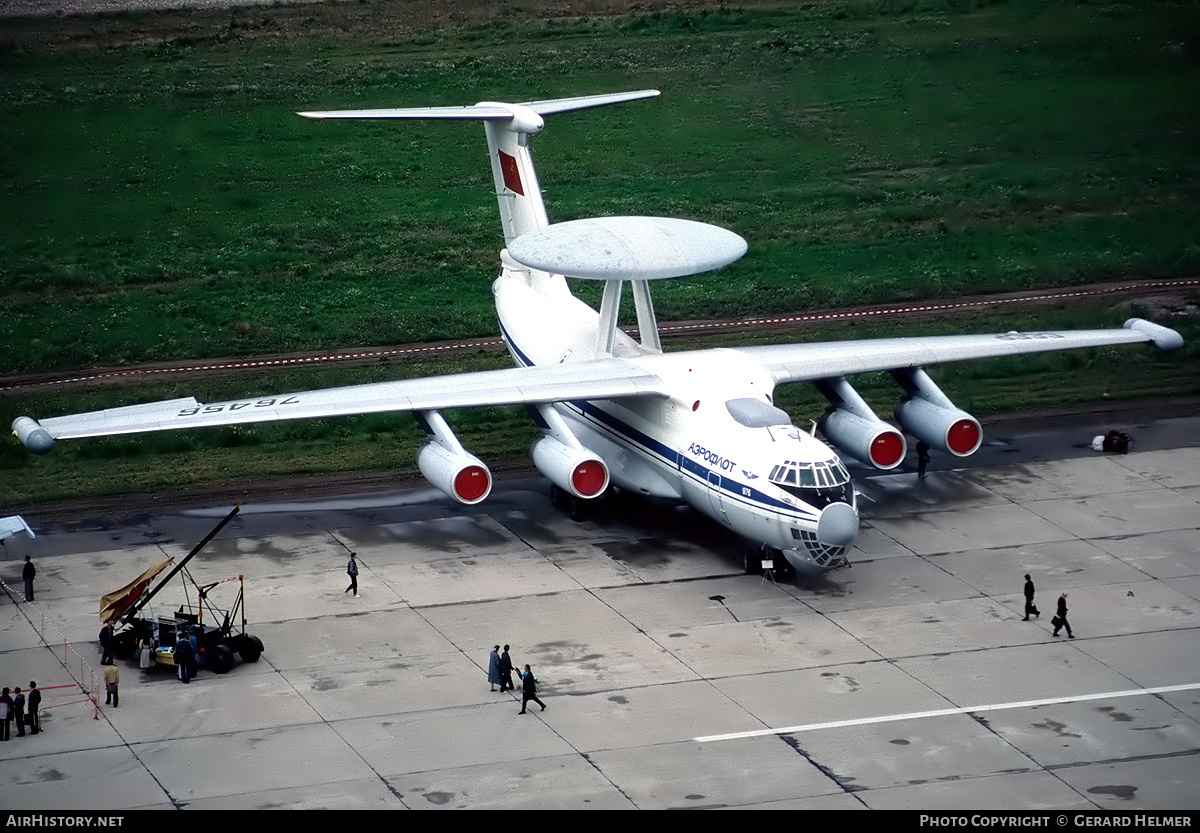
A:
[100,506,264,674]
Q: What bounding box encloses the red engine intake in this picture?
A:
[530,434,609,499]
[818,407,907,470]
[894,396,983,458]
[417,441,493,505]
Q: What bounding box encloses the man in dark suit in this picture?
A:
[1023,574,1040,621]
[518,664,546,714]
[1053,592,1074,638]
[175,634,194,683]
[26,683,41,734]
[499,645,515,692]
[12,687,25,737]
[22,556,36,602]
[100,623,115,665]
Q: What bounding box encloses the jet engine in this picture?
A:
[414,410,492,505]
[815,378,906,470]
[417,440,492,505]
[891,368,982,457]
[530,434,609,499]
[529,404,609,499]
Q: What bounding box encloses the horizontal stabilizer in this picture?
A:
[299,90,659,122]
[299,105,519,121]
[524,90,660,115]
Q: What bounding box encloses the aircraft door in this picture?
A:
[706,471,730,525]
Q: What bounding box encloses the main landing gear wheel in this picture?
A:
[551,484,592,521]
[744,545,789,578]
[743,546,763,575]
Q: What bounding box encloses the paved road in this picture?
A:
[0,410,1197,810]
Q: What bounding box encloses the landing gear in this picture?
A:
[742,546,762,575]
[550,485,594,521]
[744,544,790,578]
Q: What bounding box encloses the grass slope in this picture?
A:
[1,0,1198,505]
[1,1,1198,372]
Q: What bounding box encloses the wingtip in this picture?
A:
[1124,318,1184,351]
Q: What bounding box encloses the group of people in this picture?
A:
[1023,574,1074,638]
[0,684,42,739]
[97,621,201,711]
[488,645,545,714]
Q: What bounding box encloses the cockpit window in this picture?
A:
[769,459,853,509]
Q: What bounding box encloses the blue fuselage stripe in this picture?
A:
[499,321,819,523]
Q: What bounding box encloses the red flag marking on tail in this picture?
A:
[498,151,524,195]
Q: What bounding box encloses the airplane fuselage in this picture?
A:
[494,258,858,571]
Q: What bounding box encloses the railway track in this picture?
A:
[2,276,1196,395]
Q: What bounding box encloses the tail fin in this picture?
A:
[300,90,659,245]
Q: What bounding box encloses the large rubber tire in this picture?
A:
[210,645,235,675]
[568,496,589,522]
[239,635,264,664]
[743,547,762,575]
[113,631,138,661]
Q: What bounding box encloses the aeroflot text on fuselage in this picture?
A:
[687,443,736,472]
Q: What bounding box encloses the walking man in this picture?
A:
[1052,592,1074,638]
[518,664,546,714]
[345,552,359,597]
[27,682,41,734]
[0,688,11,741]
[12,687,25,737]
[916,441,930,479]
[104,661,120,707]
[499,645,514,692]
[1023,574,1040,621]
[22,555,36,602]
[488,645,502,692]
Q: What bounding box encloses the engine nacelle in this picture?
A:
[417,440,492,505]
[530,434,609,499]
[12,417,55,455]
[894,396,982,457]
[818,407,907,470]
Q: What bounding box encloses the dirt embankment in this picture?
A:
[1,0,782,44]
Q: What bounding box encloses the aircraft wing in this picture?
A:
[730,318,1184,386]
[0,516,35,542]
[14,359,668,446]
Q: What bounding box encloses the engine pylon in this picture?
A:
[414,411,492,505]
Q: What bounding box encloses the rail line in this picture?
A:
[1,277,1195,394]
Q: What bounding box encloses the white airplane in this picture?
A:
[10,90,1184,573]
[0,516,35,543]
